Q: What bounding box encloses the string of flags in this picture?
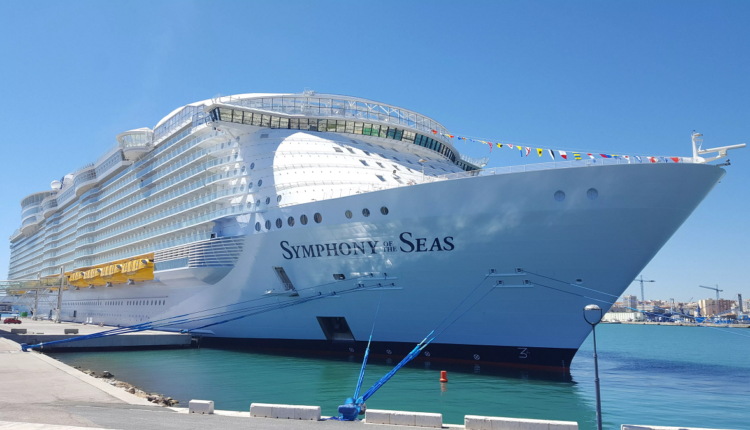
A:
[429,130,684,163]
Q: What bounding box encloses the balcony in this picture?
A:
[116,128,153,161]
[74,167,98,197]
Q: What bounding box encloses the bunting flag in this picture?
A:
[431,130,437,134]
[442,133,676,168]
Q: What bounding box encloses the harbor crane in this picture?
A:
[699,284,723,300]
[632,275,655,302]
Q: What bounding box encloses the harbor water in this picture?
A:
[49,324,750,429]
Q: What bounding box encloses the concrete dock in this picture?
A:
[0,337,442,430]
[0,319,192,351]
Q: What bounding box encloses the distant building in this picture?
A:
[698,298,734,317]
[623,295,638,312]
[603,311,645,322]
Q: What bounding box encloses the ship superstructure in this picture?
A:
[5,92,741,369]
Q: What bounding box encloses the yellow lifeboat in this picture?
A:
[101,263,128,284]
[122,258,154,282]
[68,271,88,288]
[83,267,107,287]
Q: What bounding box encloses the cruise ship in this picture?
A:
[6,92,742,370]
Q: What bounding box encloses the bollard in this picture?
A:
[439,370,448,382]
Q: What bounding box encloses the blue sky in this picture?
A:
[1,1,747,303]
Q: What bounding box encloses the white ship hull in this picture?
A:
[39,162,724,369]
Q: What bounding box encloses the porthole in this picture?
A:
[248,183,253,189]
[265,197,271,205]
[314,213,322,223]
[554,190,566,202]
[255,222,261,231]
[587,188,599,200]
[362,208,370,217]
[300,214,308,225]
[276,218,283,228]
[380,206,389,215]
[277,195,282,203]
[287,216,295,227]
[250,162,255,170]
[345,210,353,219]
[265,220,271,230]
[255,199,260,206]
[257,179,263,187]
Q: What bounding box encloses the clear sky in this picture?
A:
[1,1,747,303]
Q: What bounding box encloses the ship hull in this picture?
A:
[43,162,725,370]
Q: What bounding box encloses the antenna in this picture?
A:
[632,275,655,302]
[698,284,723,300]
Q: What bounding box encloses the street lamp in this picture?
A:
[583,304,603,430]
[418,159,427,182]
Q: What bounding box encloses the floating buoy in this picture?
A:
[440,370,448,382]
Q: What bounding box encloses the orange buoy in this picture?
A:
[439,370,448,382]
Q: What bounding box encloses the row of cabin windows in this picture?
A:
[66,300,165,306]
[255,206,389,232]
[209,108,478,171]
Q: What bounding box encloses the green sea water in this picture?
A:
[50,324,750,429]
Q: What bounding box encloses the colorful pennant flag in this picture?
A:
[507,144,514,149]
[635,156,642,163]
[560,151,568,160]
[587,153,595,159]
[573,153,582,160]
[497,143,503,148]
[600,154,611,158]
[537,148,543,157]
[548,149,555,160]
[670,157,680,163]
[648,157,657,163]
[525,147,531,156]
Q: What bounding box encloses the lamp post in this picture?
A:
[583,304,603,430]
[419,159,427,182]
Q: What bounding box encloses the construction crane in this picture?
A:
[699,284,723,300]
[632,275,656,302]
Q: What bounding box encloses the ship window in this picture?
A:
[362,150,370,156]
[334,147,343,153]
[362,208,370,217]
[250,163,255,169]
[364,141,373,147]
[406,159,413,164]
[345,121,355,133]
[279,117,289,129]
[265,220,271,230]
[258,179,263,187]
[300,214,308,225]
[289,118,299,129]
[375,175,386,182]
[380,206,389,215]
[255,222,261,231]
[314,213,322,223]
[360,160,369,166]
[261,115,271,127]
[256,199,261,206]
[345,210,352,219]
[265,197,271,205]
[346,148,355,154]
[376,162,385,168]
[354,123,364,134]
[333,274,346,280]
[287,216,294,227]
[277,195,282,203]
[276,218,283,228]
[392,164,400,171]
[377,153,387,159]
[243,111,254,125]
[392,156,400,161]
